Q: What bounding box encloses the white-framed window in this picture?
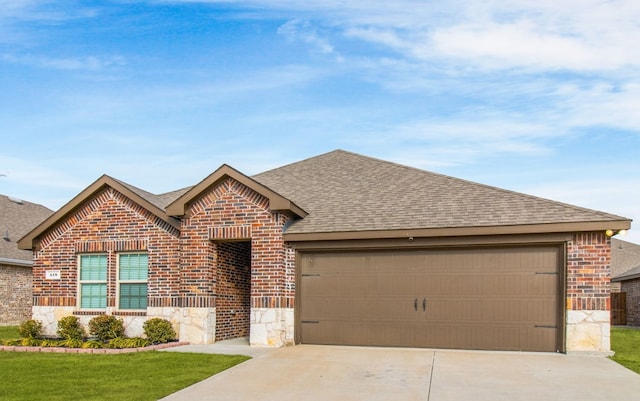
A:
[79,254,108,309]
[118,253,148,310]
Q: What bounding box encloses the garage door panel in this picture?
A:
[299,246,562,352]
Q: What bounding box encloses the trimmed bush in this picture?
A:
[89,315,125,342]
[57,316,85,341]
[18,320,43,339]
[143,318,176,344]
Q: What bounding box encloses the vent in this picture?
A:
[3,230,9,241]
[8,196,24,205]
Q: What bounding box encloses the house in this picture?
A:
[18,150,631,353]
[611,239,640,326]
[0,195,53,324]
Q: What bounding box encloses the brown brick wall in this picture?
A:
[32,188,181,309]
[0,264,32,324]
[215,241,251,340]
[621,279,640,326]
[567,232,611,311]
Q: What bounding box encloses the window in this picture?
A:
[118,253,148,310]
[79,254,107,309]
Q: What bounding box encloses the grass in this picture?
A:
[0,325,250,401]
[611,327,640,374]
[0,325,20,340]
[0,351,249,400]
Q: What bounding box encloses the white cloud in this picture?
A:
[277,19,342,60]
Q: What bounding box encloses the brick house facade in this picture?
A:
[19,150,631,353]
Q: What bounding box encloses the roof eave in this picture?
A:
[283,220,632,242]
[166,164,307,218]
[18,175,180,250]
[0,257,33,267]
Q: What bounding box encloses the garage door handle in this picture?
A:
[414,298,418,311]
[423,298,427,312]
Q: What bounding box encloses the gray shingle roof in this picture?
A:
[111,177,192,210]
[611,239,640,281]
[253,150,629,234]
[0,195,53,263]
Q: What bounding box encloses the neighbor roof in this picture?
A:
[0,194,53,264]
[253,150,631,239]
[611,239,640,282]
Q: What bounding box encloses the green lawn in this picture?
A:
[611,327,640,374]
[0,350,249,401]
[0,325,20,340]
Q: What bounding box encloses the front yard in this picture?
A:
[0,326,249,401]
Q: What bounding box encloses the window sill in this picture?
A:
[113,311,147,316]
[74,311,106,316]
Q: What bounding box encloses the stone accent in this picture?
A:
[0,263,32,324]
[564,232,612,353]
[620,278,640,326]
[566,310,611,354]
[250,308,294,347]
[33,306,75,336]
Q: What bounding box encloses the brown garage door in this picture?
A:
[299,246,563,352]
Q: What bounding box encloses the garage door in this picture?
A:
[299,246,562,352]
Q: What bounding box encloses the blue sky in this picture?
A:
[1,0,639,243]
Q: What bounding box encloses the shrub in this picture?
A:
[88,315,125,342]
[143,318,176,344]
[57,316,85,341]
[19,320,43,339]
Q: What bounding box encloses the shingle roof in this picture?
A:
[253,150,630,235]
[0,195,53,263]
[112,177,192,210]
[611,239,640,281]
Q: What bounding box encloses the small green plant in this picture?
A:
[61,338,84,348]
[40,339,64,347]
[81,339,104,349]
[107,337,149,349]
[143,318,176,344]
[88,315,125,342]
[4,339,21,346]
[57,316,85,341]
[20,337,42,347]
[18,320,43,339]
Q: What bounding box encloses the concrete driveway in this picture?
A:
[160,343,640,401]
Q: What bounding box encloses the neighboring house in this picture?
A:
[611,239,640,326]
[0,195,53,324]
[18,150,631,354]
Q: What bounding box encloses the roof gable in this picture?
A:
[18,175,180,250]
[253,150,631,239]
[165,164,307,218]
